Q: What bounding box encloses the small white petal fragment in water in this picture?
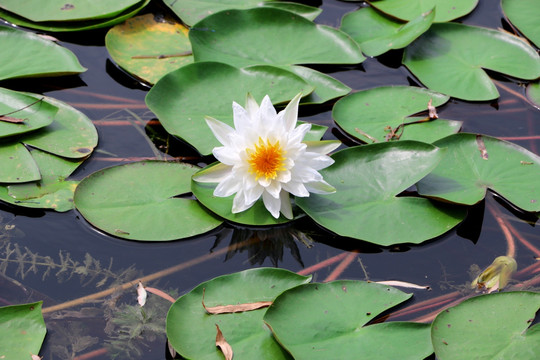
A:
[374,280,431,290]
[137,281,147,306]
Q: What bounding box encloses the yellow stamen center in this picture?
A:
[247,137,286,181]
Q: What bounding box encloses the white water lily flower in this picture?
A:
[193,93,340,219]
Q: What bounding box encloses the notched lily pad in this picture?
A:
[0,301,46,359]
[502,0,540,48]
[403,23,540,101]
[0,88,57,138]
[368,0,478,22]
[417,133,540,212]
[333,86,461,143]
[190,7,365,68]
[0,0,150,32]
[145,61,314,155]
[0,149,81,212]
[166,267,311,360]
[264,281,433,360]
[341,6,435,57]
[0,26,85,80]
[74,161,223,241]
[0,0,145,22]
[432,292,540,359]
[106,13,193,85]
[163,0,322,26]
[296,141,466,245]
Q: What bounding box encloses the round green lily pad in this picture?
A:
[145,62,314,155]
[106,14,193,85]
[0,88,57,139]
[432,292,540,359]
[341,6,435,57]
[333,86,461,143]
[296,142,466,245]
[190,7,365,68]
[0,301,46,359]
[416,133,540,212]
[0,0,144,22]
[166,267,311,360]
[502,0,540,48]
[264,281,433,360]
[368,0,478,22]
[74,161,223,241]
[0,27,85,80]
[403,23,540,101]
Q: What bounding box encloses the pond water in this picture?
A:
[1,1,539,359]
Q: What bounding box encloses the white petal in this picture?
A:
[243,183,264,205]
[192,163,231,183]
[214,175,241,197]
[232,190,253,213]
[288,123,311,144]
[232,101,251,131]
[305,140,341,154]
[259,95,277,124]
[258,176,272,187]
[276,169,291,183]
[265,180,282,199]
[282,93,302,132]
[205,116,235,146]
[300,153,335,171]
[245,93,260,118]
[279,191,293,219]
[306,179,336,194]
[137,281,147,307]
[213,146,241,166]
[290,165,322,183]
[262,191,281,218]
[283,181,310,197]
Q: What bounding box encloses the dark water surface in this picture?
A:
[1,1,539,359]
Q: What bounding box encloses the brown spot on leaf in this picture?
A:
[76,147,91,154]
[342,286,347,293]
[476,135,488,160]
[61,4,75,10]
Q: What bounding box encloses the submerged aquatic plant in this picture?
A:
[193,93,340,219]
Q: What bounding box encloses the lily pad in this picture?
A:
[341,6,435,57]
[296,142,467,245]
[502,0,540,48]
[0,149,81,212]
[368,0,478,22]
[0,0,144,22]
[163,0,322,26]
[106,14,193,85]
[74,161,223,241]
[166,267,311,360]
[403,23,540,101]
[280,66,351,104]
[190,8,365,68]
[0,93,97,185]
[145,62,314,155]
[0,301,46,359]
[0,0,150,32]
[0,26,85,80]
[264,281,433,360]
[0,88,57,138]
[21,94,98,159]
[416,133,540,212]
[0,140,40,183]
[526,81,540,109]
[333,86,461,143]
[432,292,540,359]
